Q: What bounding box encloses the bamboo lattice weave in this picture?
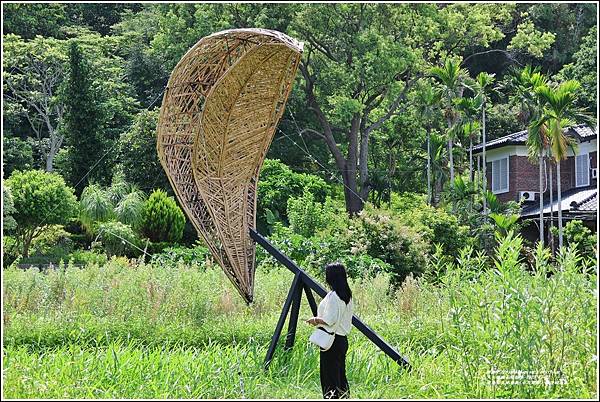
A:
[157,29,303,303]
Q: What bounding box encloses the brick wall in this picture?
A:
[485,151,597,204]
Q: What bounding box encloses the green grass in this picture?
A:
[2,234,597,398]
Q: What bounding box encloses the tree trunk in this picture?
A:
[482,103,487,214]
[448,137,454,185]
[538,154,545,245]
[358,124,370,203]
[556,160,563,249]
[548,157,555,253]
[427,128,432,205]
[342,166,363,216]
[469,137,473,182]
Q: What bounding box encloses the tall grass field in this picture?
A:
[2,234,597,399]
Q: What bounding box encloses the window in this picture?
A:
[491,157,509,193]
[575,153,590,187]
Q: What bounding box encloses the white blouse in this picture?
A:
[317,291,353,336]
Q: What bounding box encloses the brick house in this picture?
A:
[472,124,597,241]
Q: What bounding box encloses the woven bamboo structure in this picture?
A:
[157,29,303,303]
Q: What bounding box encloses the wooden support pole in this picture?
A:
[284,278,303,350]
[264,272,301,368]
[250,228,410,369]
[303,283,318,316]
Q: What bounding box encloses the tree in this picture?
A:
[2,137,33,178]
[415,83,441,205]
[117,109,169,192]
[139,189,186,243]
[558,26,597,113]
[3,34,68,172]
[2,3,68,39]
[430,59,470,188]
[62,41,107,195]
[473,72,496,213]
[534,80,594,249]
[454,96,481,181]
[507,66,548,245]
[5,170,77,257]
[291,4,424,214]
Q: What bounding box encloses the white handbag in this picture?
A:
[309,326,336,351]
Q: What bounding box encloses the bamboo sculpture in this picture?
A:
[157,29,303,303]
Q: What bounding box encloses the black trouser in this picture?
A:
[320,334,349,399]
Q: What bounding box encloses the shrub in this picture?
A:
[403,205,470,259]
[257,159,330,229]
[349,209,429,284]
[68,249,108,266]
[5,170,77,257]
[114,190,146,228]
[287,192,333,237]
[150,242,210,267]
[139,189,185,243]
[564,220,597,261]
[29,224,73,257]
[79,183,114,233]
[96,220,139,257]
[3,185,17,233]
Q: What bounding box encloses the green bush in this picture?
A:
[3,137,33,178]
[287,192,334,237]
[139,189,185,243]
[96,220,139,257]
[564,220,597,262]
[403,205,470,259]
[351,209,429,284]
[150,242,210,267]
[79,183,114,233]
[29,224,73,257]
[68,249,108,266]
[5,170,77,258]
[257,159,330,230]
[3,185,17,233]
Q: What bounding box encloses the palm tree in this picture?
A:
[534,80,594,249]
[430,132,448,206]
[507,66,548,246]
[473,72,496,214]
[416,83,442,205]
[455,96,482,181]
[430,60,469,187]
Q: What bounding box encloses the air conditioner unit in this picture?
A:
[592,168,597,179]
[519,191,538,202]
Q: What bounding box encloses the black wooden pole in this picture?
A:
[284,278,303,350]
[250,228,410,369]
[264,271,301,368]
[303,283,318,316]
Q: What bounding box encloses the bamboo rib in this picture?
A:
[157,29,303,303]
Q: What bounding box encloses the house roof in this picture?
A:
[473,124,597,154]
[521,186,598,219]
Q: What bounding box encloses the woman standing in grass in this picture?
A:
[307,262,354,399]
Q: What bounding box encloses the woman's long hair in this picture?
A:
[325,262,352,304]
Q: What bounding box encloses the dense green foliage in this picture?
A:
[139,189,185,243]
[2,137,33,177]
[3,233,596,398]
[62,41,107,195]
[564,220,597,262]
[1,5,597,398]
[4,170,77,257]
[117,109,169,192]
[96,220,139,257]
[257,159,330,230]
